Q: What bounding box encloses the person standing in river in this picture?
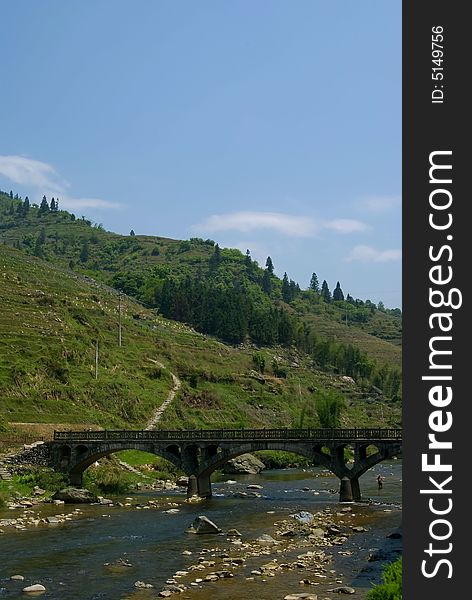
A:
[377,474,384,489]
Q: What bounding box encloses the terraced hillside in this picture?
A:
[0,244,401,435]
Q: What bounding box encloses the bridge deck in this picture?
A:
[53,428,402,443]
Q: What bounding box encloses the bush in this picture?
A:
[367,557,402,600]
[88,462,130,495]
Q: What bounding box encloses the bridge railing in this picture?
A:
[53,428,402,443]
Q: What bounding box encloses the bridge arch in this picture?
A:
[63,442,183,486]
[196,441,318,480]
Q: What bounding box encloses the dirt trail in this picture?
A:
[144,360,181,430]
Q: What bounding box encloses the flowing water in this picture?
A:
[0,461,401,600]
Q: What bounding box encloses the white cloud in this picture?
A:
[322,218,369,234]
[0,155,120,210]
[346,245,402,263]
[194,211,368,238]
[194,211,316,237]
[361,196,400,213]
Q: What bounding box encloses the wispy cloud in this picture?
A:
[360,196,400,213]
[322,219,369,234]
[346,245,402,263]
[194,211,316,237]
[194,211,368,238]
[0,155,120,210]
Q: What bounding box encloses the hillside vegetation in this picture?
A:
[0,191,402,434]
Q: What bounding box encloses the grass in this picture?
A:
[0,243,401,434]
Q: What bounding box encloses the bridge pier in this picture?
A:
[186,473,212,499]
[69,471,83,487]
[350,476,361,502]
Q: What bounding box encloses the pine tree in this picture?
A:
[333,281,344,301]
[265,256,274,274]
[80,240,89,263]
[24,197,30,212]
[321,280,332,303]
[50,198,56,211]
[282,272,291,302]
[244,249,251,269]
[39,195,49,213]
[309,272,320,292]
[262,269,272,295]
[130,229,136,236]
[209,244,221,271]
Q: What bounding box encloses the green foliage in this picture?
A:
[17,467,68,493]
[86,461,131,494]
[252,352,266,374]
[367,558,402,600]
[315,389,345,428]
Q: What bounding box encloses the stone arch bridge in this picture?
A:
[48,428,402,502]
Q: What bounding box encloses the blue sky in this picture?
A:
[0,1,401,307]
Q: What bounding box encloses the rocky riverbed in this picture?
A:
[0,464,402,600]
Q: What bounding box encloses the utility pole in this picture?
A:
[95,340,99,380]
[118,292,122,347]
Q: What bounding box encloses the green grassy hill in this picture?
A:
[0,191,402,434]
[0,244,400,434]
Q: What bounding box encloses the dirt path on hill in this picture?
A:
[144,360,181,430]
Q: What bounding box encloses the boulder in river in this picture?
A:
[186,515,222,534]
[222,453,265,474]
[327,586,356,594]
[284,594,318,600]
[22,584,46,593]
[52,488,98,504]
[291,511,314,524]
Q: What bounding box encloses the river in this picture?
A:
[0,461,401,600]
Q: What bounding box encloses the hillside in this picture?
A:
[0,192,402,433]
[0,192,401,357]
[0,243,400,435]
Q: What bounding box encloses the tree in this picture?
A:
[50,198,56,211]
[281,272,291,302]
[39,195,49,214]
[33,228,46,257]
[130,229,135,236]
[316,389,345,428]
[265,256,274,274]
[244,249,251,269]
[262,269,272,295]
[309,272,320,293]
[333,281,344,302]
[321,280,332,303]
[209,243,221,271]
[80,240,89,263]
[252,352,265,374]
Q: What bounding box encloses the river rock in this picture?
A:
[52,488,98,504]
[255,534,278,545]
[327,586,355,594]
[284,594,318,600]
[10,575,25,581]
[292,511,314,524]
[227,528,242,537]
[222,453,265,474]
[134,581,154,589]
[187,515,222,534]
[22,584,46,593]
[46,516,60,524]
